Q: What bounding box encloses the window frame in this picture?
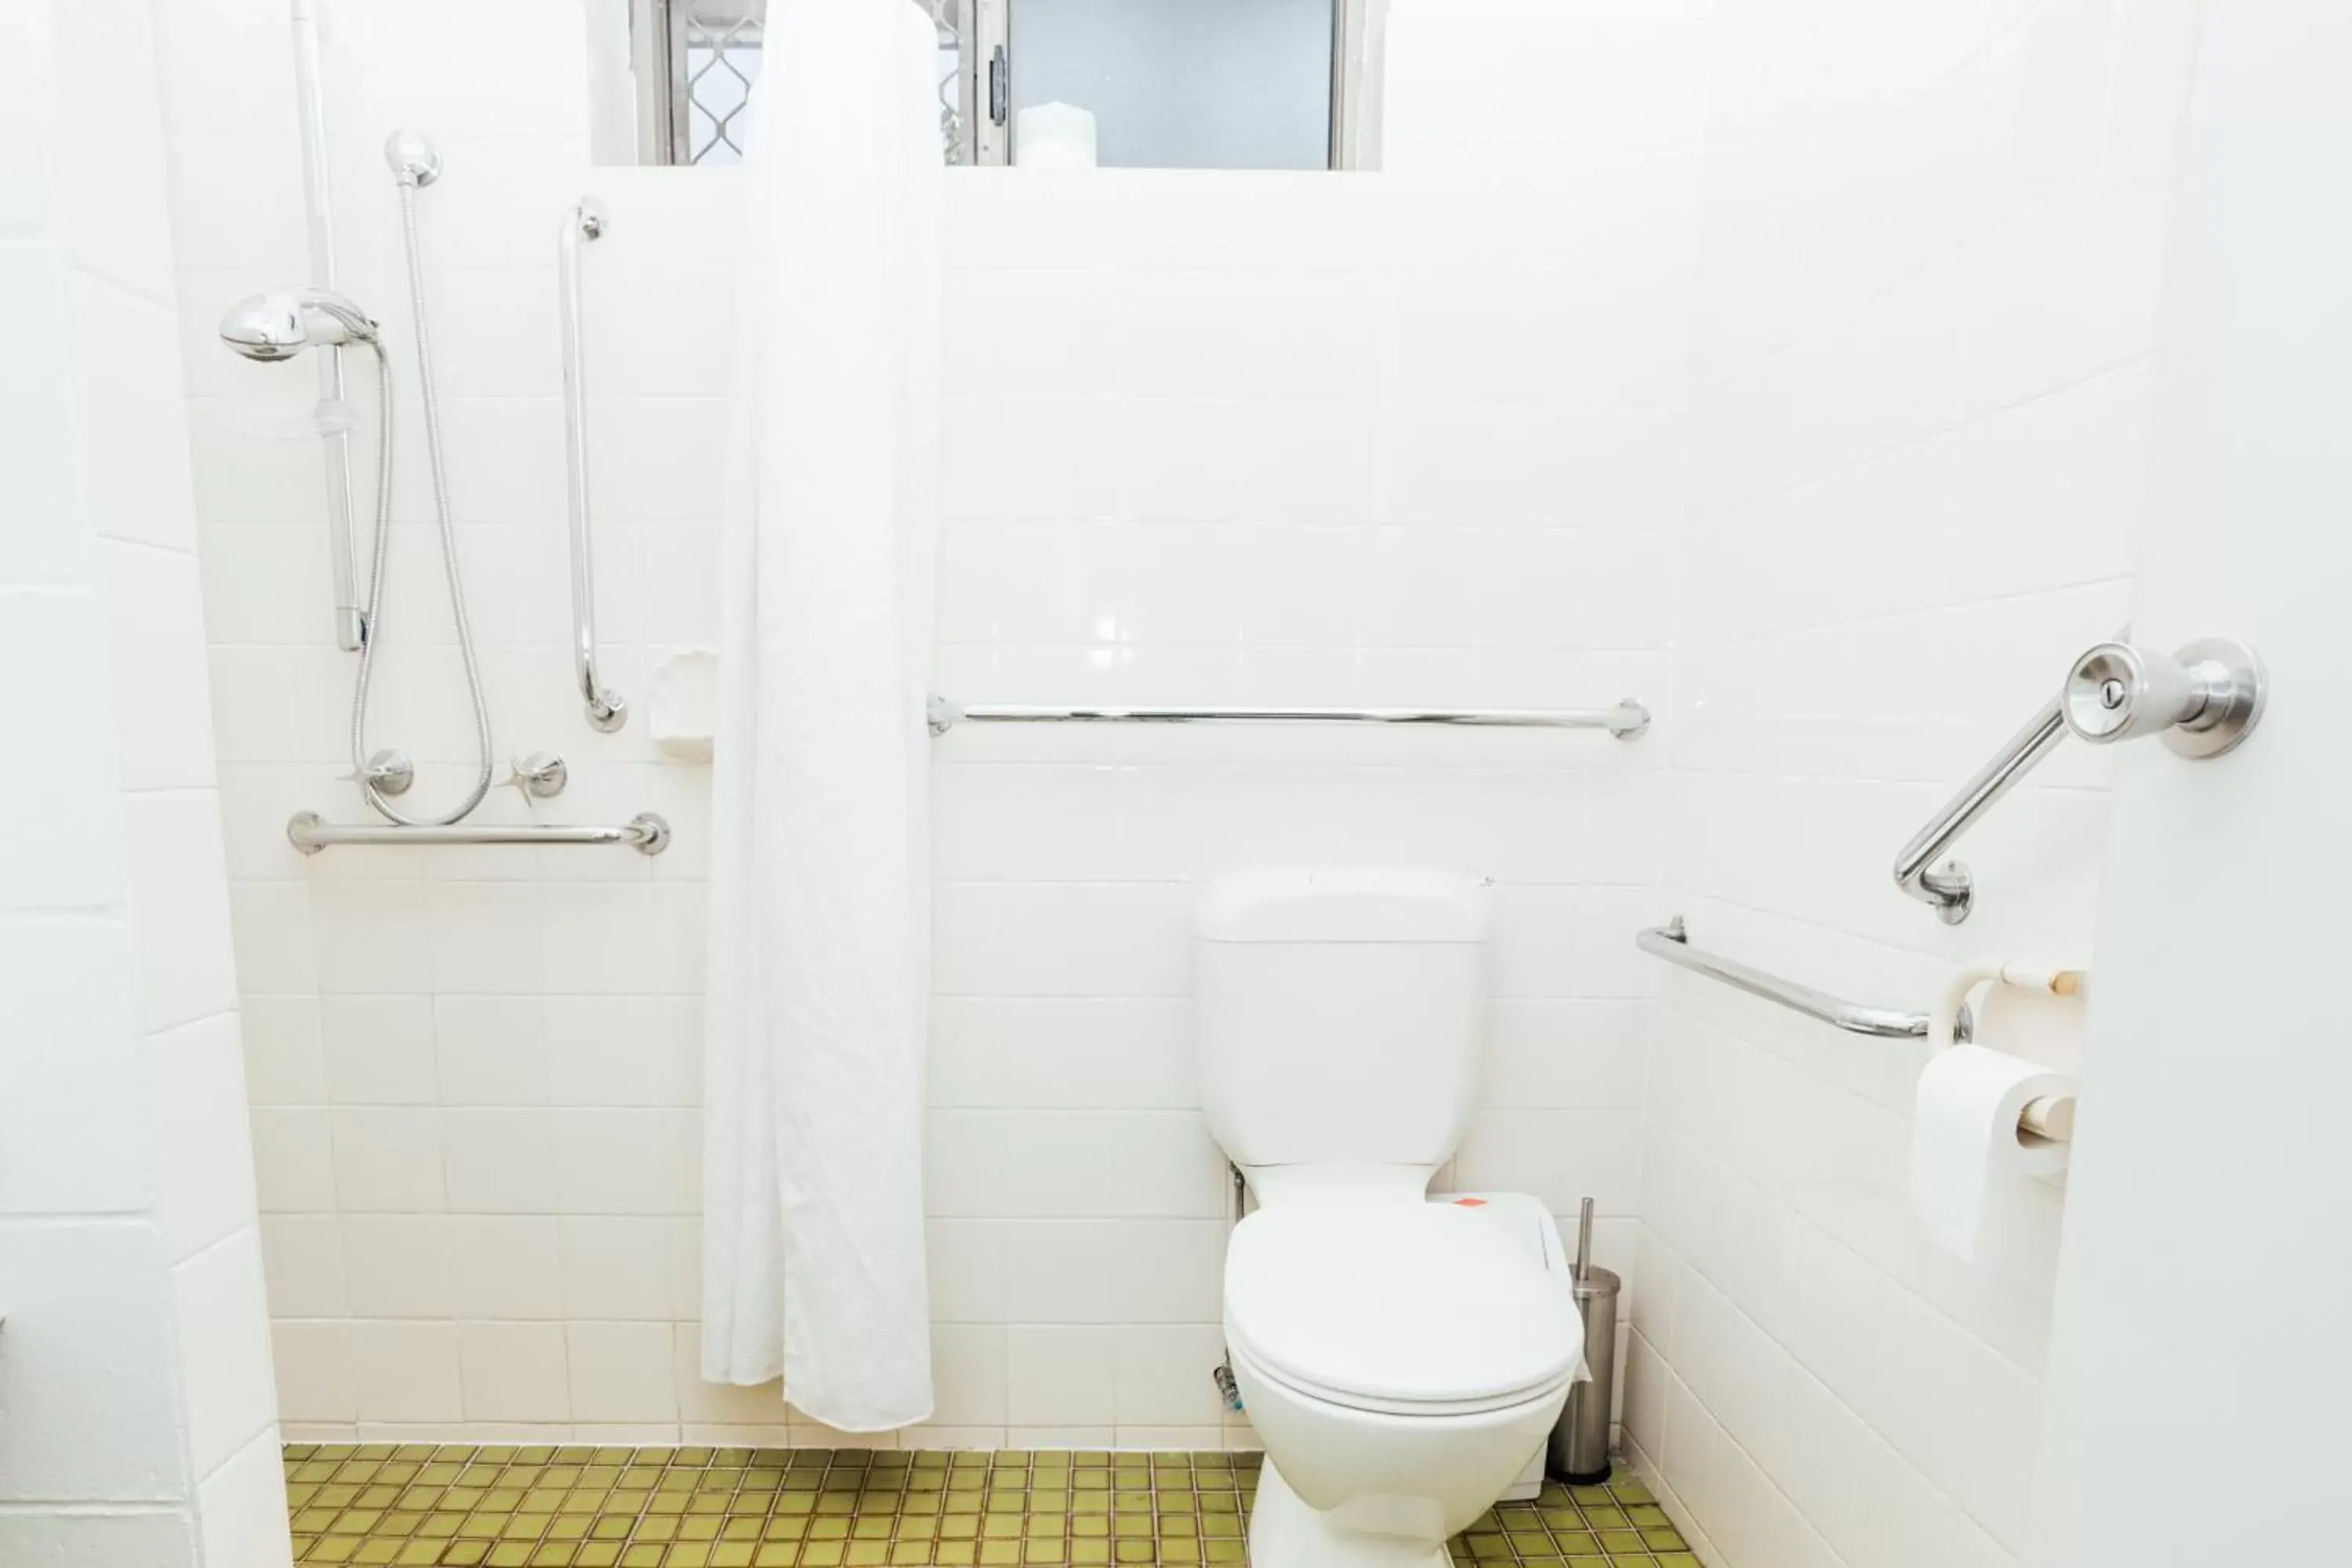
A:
[631,0,1378,170]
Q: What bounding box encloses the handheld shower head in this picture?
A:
[218,288,379,361]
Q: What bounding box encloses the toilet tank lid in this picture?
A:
[1196,869,1492,943]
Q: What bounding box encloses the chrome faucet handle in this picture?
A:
[339,749,415,797]
[503,751,569,804]
[2062,638,2266,758]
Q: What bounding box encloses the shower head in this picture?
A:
[218,288,379,361]
[383,129,441,187]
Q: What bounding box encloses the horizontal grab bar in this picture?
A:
[287,811,670,855]
[1636,916,1954,1040]
[927,695,1650,738]
[1635,917,2091,1141]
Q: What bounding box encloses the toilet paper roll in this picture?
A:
[1909,1044,2074,1262]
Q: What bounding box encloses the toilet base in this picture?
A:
[1247,1460,1451,1568]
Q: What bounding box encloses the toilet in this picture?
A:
[1197,869,1586,1568]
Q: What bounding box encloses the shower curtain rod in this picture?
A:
[926,695,1652,738]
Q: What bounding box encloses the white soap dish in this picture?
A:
[648,648,717,762]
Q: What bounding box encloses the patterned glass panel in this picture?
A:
[668,0,966,167]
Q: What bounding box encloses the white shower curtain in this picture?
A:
[701,0,941,1431]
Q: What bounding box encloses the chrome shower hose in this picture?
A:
[350,178,495,826]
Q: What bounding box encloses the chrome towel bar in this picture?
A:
[1636,916,1957,1040]
[287,811,670,855]
[927,695,1650,738]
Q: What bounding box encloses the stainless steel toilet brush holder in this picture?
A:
[1549,1197,1621,1485]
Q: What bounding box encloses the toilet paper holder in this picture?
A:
[1929,960,2085,1143]
[2016,1097,2074,1142]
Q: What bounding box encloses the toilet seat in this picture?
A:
[1231,1336,1577,1419]
[1225,1200,1581,1418]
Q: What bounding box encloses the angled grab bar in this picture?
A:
[1891,695,2070,925]
[1893,628,2134,924]
[560,199,625,732]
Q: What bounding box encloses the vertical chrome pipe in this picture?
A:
[559,200,626,733]
[290,0,364,651]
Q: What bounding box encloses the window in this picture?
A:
[624,0,968,168]
[671,0,766,165]
[609,0,1379,169]
[997,0,1338,170]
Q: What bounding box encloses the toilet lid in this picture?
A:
[1224,1202,1581,1413]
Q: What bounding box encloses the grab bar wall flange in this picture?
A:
[287,810,670,855]
[926,696,1651,738]
[560,199,625,733]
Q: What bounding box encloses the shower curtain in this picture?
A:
[702,0,941,1431]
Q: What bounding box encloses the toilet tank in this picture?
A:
[1195,869,1492,1169]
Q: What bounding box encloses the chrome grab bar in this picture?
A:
[1632,917,2097,1139]
[926,695,1651,738]
[1635,916,1964,1041]
[1890,626,2210,925]
[1891,695,2071,926]
[287,811,670,855]
[560,200,624,733]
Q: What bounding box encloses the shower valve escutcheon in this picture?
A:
[341,749,414,797]
[2061,637,2266,757]
[504,752,569,802]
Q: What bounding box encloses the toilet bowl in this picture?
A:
[1224,1188,1581,1567]
[1192,869,1588,1568]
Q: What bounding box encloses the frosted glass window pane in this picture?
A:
[1012,0,1335,170]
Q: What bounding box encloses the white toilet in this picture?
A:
[1197,869,1585,1568]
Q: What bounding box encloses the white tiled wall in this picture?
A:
[111,0,2239,1549]
[1625,3,2201,1566]
[158,0,1703,1444]
[1,1,285,1563]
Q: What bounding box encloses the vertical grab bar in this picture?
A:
[560,200,626,732]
